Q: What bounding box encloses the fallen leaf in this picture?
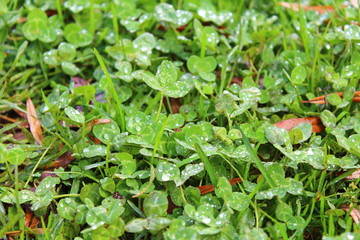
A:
[167,196,179,214]
[26,98,43,144]
[340,204,360,224]
[0,114,18,123]
[40,151,75,169]
[278,2,335,14]
[169,98,181,114]
[6,228,44,237]
[87,134,102,144]
[273,117,324,133]
[231,76,243,85]
[345,169,360,180]
[25,208,40,229]
[302,91,360,104]
[197,178,242,195]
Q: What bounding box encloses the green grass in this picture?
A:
[0,0,360,239]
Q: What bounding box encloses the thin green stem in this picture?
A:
[53,194,81,199]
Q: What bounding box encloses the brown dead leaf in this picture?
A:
[40,151,75,169]
[278,2,335,14]
[169,98,181,114]
[345,169,360,180]
[302,91,360,104]
[340,204,360,224]
[0,114,18,123]
[26,98,43,144]
[6,228,44,237]
[273,117,324,133]
[25,208,40,229]
[197,178,242,195]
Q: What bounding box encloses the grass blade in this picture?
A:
[194,143,217,186]
[239,126,276,188]
[93,48,126,132]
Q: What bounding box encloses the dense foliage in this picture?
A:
[1,0,360,239]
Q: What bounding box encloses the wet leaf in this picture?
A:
[287,216,305,231]
[58,198,78,220]
[141,60,193,98]
[291,66,306,84]
[64,23,93,47]
[6,148,26,165]
[320,110,336,128]
[22,8,56,43]
[156,162,180,182]
[276,201,293,222]
[175,163,204,186]
[64,106,85,123]
[215,176,232,199]
[143,191,168,217]
[86,206,107,228]
[155,3,192,27]
[187,55,217,75]
[64,0,90,13]
[58,42,76,61]
[83,145,107,158]
[61,61,80,76]
[227,192,250,212]
[115,152,136,175]
[125,218,148,233]
[265,124,290,146]
[92,120,121,144]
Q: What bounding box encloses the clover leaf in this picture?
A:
[64,23,93,47]
[154,3,193,27]
[43,42,79,75]
[22,8,56,43]
[187,55,217,81]
[64,0,90,13]
[141,60,193,98]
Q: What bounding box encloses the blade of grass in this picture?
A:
[55,0,64,26]
[239,126,276,188]
[24,139,55,188]
[94,48,126,132]
[151,115,170,164]
[0,41,29,86]
[194,143,217,187]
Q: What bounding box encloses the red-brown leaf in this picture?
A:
[40,151,75,169]
[273,117,324,133]
[302,91,360,104]
[26,98,43,144]
[197,178,242,195]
